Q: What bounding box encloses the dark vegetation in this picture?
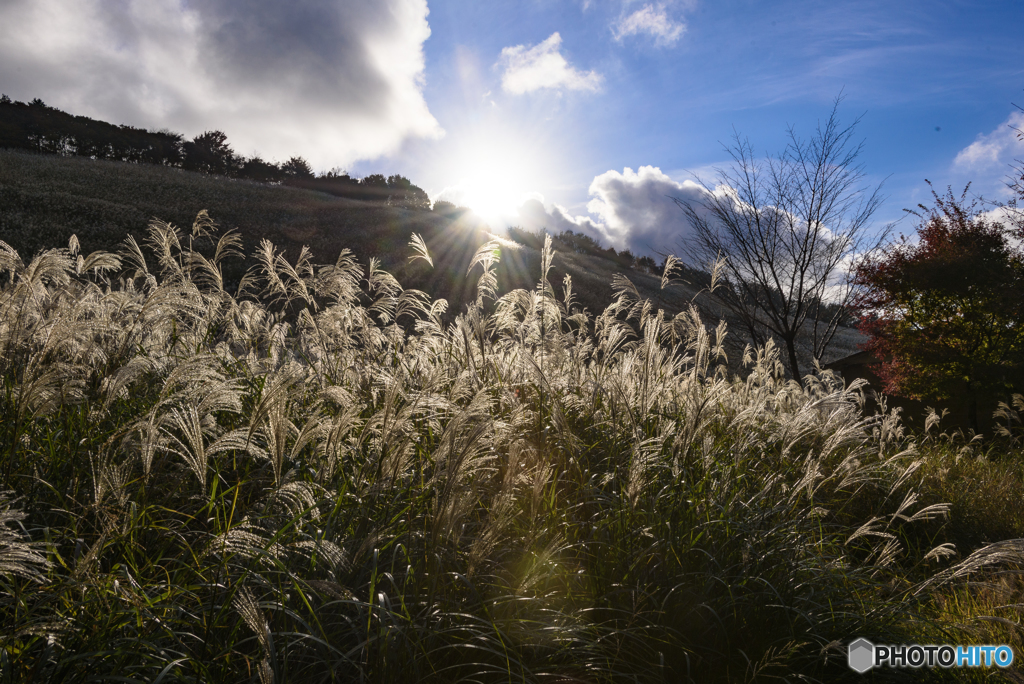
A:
[855,185,1024,433]
[507,226,660,274]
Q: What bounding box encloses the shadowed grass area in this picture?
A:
[0,214,1022,682]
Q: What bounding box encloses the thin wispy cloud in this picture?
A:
[948,109,1024,201]
[498,33,603,95]
[612,4,686,47]
[954,110,1024,174]
[0,0,442,169]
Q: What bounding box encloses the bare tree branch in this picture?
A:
[674,97,891,380]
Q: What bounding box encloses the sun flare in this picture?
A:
[438,131,552,225]
[457,159,529,220]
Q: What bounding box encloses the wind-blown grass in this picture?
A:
[0,214,1021,682]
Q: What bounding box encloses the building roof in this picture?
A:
[822,350,878,371]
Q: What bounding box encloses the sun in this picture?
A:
[457,157,532,220]
[438,129,553,226]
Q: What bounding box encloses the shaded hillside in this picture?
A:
[0,148,433,266]
[0,148,863,367]
[0,149,696,317]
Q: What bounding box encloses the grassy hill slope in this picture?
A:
[0,148,862,365]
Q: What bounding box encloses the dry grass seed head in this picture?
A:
[0,493,52,583]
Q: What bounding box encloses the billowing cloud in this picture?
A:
[516,197,606,237]
[499,33,603,95]
[612,4,686,47]
[953,109,1024,198]
[0,0,442,169]
[586,166,707,256]
[509,167,714,259]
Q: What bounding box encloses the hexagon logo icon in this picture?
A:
[848,638,874,673]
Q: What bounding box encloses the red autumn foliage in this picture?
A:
[854,185,1024,431]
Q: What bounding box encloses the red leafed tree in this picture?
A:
[854,185,1024,432]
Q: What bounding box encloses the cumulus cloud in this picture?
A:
[516,197,606,237]
[612,4,686,47]
[510,167,715,259]
[586,166,708,256]
[498,33,603,95]
[0,0,442,169]
[953,110,1024,198]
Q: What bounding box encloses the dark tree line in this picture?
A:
[288,170,430,210]
[0,96,185,166]
[0,95,430,209]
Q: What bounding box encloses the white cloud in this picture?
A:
[514,158,875,268]
[953,110,1024,198]
[586,166,707,256]
[0,0,442,169]
[516,197,606,237]
[508,167,714,259]
[498,33,603,95]
[612,4,686,47]
[981,205,1024,244]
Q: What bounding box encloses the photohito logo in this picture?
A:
[848,638,1014,672]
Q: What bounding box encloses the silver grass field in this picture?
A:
[0,214,1022,682]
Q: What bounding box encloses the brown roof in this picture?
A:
[822,350,878,371]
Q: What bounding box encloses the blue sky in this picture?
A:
[1,0,1022,256]
[384,0,1024,253]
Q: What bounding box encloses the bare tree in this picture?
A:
[675,99,889,380]
[999,102,1024,237]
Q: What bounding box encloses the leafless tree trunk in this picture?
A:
[675,99,890,380]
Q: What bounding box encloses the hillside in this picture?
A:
[0,148,863,366]
[0,148,448,276]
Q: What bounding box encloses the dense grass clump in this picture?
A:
[1,215,1022,682]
